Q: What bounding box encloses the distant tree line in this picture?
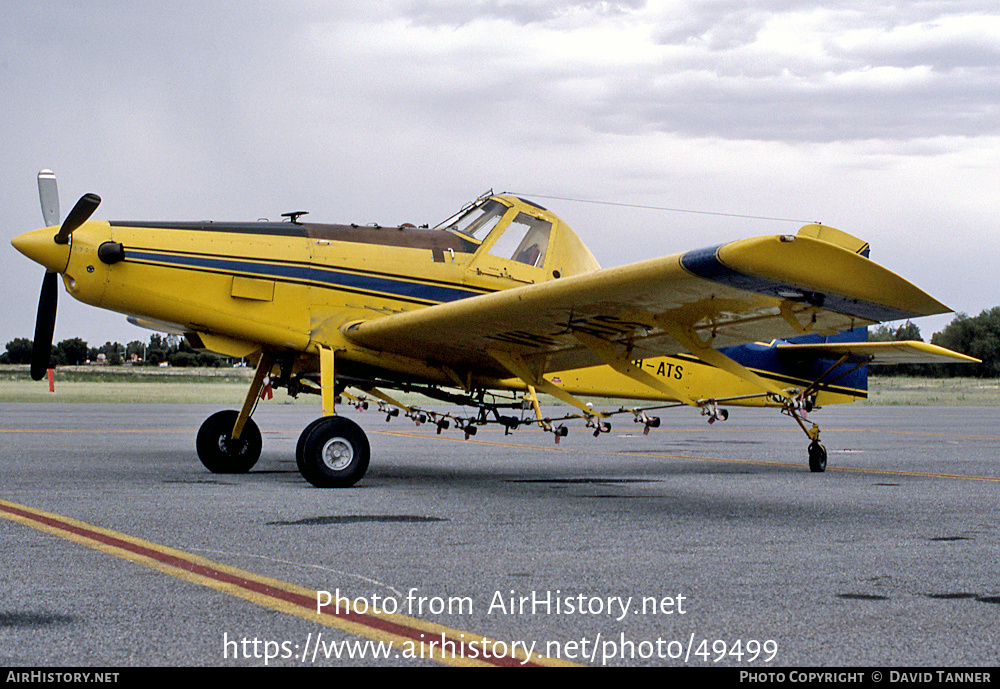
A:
[867,307,1000,377]
[1,333,230,368]
[3,307,999,376]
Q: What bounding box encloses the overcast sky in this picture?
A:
[3,1,998,349]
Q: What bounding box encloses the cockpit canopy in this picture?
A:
[434,194,601,280]
[435,197,551,269]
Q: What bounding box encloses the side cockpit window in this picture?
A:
[487,213,551,268]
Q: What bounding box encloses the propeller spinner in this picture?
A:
[15,171,101,380]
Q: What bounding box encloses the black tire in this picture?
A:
[808,441,827,473]
[196,410,262,473]
[297,416,370,488]
[295,417,329,475]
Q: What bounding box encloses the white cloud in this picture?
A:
[2,1,999,347]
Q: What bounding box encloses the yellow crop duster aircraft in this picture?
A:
[12,171,977,487]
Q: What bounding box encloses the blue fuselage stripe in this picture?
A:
[125,250,486,304]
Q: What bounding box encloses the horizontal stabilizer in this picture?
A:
[777,341,980,365]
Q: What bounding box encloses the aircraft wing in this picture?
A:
[777,341,980,365]
[342,233,952,380]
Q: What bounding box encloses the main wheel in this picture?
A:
[297,416,370,488]
[196,410,262,473]
[808,440,827,473]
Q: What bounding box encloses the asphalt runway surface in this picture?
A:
[1,402,998,667]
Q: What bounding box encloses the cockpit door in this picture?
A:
[467,210,553,285]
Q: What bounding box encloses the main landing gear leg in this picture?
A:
[196,351,273,473]
[296,346,371,488]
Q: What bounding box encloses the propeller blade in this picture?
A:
[54,193,101,245]
[30,271,59,381]
[37,169,60,227]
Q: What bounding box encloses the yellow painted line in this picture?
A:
[0,429,301,435]
[0,429,194,433]
[372,430,1000,483]
[0,498,576,667]
[844,428,1000,441]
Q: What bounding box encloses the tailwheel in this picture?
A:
[196,410,262,473]
[808,440,827,473]
[297,416,370,488]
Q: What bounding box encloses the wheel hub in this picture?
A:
[217,434,247,457]
[321,437,354,471]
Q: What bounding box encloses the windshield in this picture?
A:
[435,199,509,242]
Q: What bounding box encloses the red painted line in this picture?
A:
[0,501,538,667]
